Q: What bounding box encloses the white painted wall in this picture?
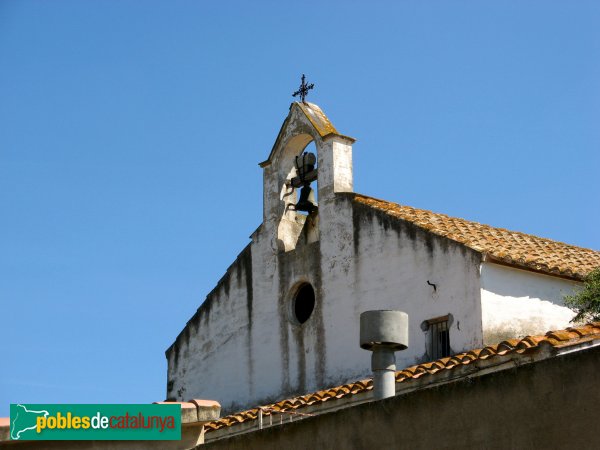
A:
[317,196,484,390]
[166,103,583,416]
[480,262,580,345]
[166,194,487,414]
[166,104,485,414]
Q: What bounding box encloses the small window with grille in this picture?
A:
[423,315,451,360]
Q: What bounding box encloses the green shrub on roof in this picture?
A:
[565,267,600,323]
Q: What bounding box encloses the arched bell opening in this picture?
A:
[276,135,320,252]
[291,141,318,215]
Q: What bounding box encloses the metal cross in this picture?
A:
[292,74,314,103]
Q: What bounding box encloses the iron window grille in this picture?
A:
[426,315,451,360]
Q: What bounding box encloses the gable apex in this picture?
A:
[259,102,355,168]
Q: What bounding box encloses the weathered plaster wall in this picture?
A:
[166,245,257,411]
[167,105,364,414]
[323,195,484,387]
[166,192,485,414]
[165,101,578,415]
[480,263,579,344]
[201,344,600,450]
[166,102,490,414]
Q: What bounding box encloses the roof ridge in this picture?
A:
[351,192,598,253]
[204,321,600,433]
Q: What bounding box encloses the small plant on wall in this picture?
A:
[564,268,600,323]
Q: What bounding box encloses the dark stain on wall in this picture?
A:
[313,243,326,387]
[171,341,179,367]
[351,199,361,254]
[166,380,174,394]
[240,246,255,397]
[276,239,324,398]
[350,196,419,254]
[240,247,254,334]
[165,243,254,399]
[347,193,481,265]
[293,325,306,393]
[276,253,291,394]
[424,231,435,257]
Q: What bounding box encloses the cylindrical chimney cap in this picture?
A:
[360,310,408,351]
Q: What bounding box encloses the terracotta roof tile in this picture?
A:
[351,193,600,280]
[204,322,600,433]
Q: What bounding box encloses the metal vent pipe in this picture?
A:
[360,310,409,400]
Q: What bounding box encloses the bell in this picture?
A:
[290,152,318,188]
[295,185,318,213]
[296,152,316,177]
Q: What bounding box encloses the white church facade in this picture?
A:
[165,101,600,415]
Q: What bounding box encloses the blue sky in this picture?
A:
[1,1,598,416]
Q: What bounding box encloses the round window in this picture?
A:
[293,283,315,324]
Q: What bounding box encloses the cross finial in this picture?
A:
[292,74,314,103]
